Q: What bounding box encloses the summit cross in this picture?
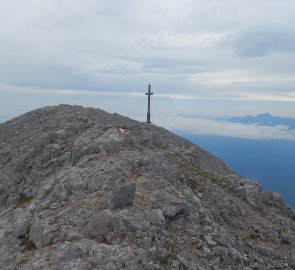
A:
[146,84,153,124]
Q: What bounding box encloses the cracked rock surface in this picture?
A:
[0,104,294,270]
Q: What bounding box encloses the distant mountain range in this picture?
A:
[228,113,295,129]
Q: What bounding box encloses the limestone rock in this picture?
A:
[107,183,136,210]
[0,105,294,270]
[153,192,190,219]
[29,219,47,249]
[86,210,115,238]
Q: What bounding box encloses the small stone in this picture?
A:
[205,235,217,247]
[29,219,46,249]
[171,260,180,270]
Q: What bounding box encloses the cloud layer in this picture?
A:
[163,115,295,141]
[1,1,295,96]
[1,0,295,128]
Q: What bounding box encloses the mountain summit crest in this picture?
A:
[0,105,294,269]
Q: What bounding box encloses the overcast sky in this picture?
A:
[1,0,295,140]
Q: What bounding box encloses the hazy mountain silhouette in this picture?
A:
[228,113,295,129]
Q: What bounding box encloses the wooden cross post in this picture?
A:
[146,84,153,124]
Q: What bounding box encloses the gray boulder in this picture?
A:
[153,192,190,219]
[86,210,115,239]
[107,183,136,210]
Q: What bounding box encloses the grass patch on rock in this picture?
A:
[24,239,36,251]
[16,195,34,207]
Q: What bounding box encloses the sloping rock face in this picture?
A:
[0,104,294,270]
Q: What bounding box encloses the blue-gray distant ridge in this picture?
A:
[228,113,295,129]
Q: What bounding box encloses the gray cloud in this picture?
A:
[223,27,295,57]
[0,0,295,122]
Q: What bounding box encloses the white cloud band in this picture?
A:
[162,115,295,141]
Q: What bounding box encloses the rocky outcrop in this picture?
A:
[107,183,136,210]
[0,104,294,270]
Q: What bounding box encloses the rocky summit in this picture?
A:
[0,105,294,270]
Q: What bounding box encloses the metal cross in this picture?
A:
[146,84,153,124]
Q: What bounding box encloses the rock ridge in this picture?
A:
[0,104,294,270]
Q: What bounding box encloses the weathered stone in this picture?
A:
[49,183,68,201]
[29,219,47,249]
[12,208,32,237]
[171,260,180,270]
[238,179,263,209]
[86,210,114,238]
[262,190,282,204]
[153,192,190,219]
[66,232,82,242]
[107,183,136,210]
[204,235,217,247]
[42,143,61,162]
[119,208,166,234]
[281,233,293,245]
[176,255,197,270]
